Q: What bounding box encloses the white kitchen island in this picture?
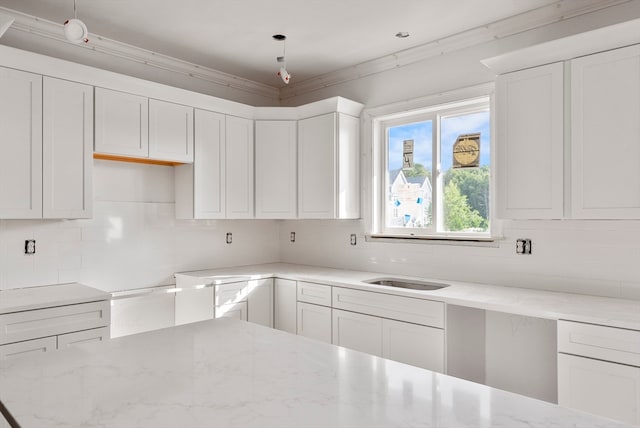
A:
[0,318,631,428]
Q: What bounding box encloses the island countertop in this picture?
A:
[0,318,631,427]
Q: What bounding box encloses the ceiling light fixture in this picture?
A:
[64,0,89,44]
[395,31,410,38]
[273,34,291,85]
[0,12,14,39]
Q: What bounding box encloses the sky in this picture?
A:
[388,110,491,174]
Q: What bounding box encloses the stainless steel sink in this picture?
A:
[364,278,449,291]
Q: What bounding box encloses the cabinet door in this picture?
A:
[496,62,564,219]
[0,67,42,219]
[57,327,110,349]
[247,279,273,328]
[149,99,194,162]
[94,87,148,157]
[215,301,248,321]
[225,115,254,218]
[42,77,93,219]
[297,302,331,344]
[558,353,640,425]
[298,113,336,219]
[175,109,226,219]
[274,278,297,334]
[572,44,640,219]
[255,120,297,218]
[332,309,382,356]
[382,319,444,372]
[0,336,56,361]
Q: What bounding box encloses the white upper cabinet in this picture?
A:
[571,44,640,219]
[149,99,194,163]
[95,87,149,158]
[175,109,226,219]
[255,120,297,219]
[0,67,42,219]
[298,112,360,219]
[42,77,93,219]
[225,115,254,218]
[496,62,564,219]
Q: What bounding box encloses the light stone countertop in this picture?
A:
[0,283,110,315]
[176,262,640,331]
[0,318,632,428]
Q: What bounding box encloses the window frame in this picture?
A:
[368,86,497,242]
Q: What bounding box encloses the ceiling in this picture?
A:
[0,0,622,88]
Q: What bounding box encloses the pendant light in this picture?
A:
[273,34,291,84]
[64,0,89,44]
[0,12,14,39]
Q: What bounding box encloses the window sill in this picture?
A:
[366,234,501,248]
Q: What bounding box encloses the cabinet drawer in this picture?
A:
[0,301,110,345]
[332,287,444,328]
[297,281,331,306]
[215,301,247,321]
[0,336,57,361]
[58,327,110,349]
[215,282,248,306]
[558,320,640,367]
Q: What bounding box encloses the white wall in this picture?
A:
[0,160,280,292]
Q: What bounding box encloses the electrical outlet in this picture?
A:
[24,239,36,255]
[290,232,296,243]
[350,234,357,246]
[226,232,232,244]
[516,239,532,255]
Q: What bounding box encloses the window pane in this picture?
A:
[386,121,433,229]
[440,110,491,233]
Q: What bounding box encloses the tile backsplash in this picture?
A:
[0,160,280,292]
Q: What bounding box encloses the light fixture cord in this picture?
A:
[74,0,77,19]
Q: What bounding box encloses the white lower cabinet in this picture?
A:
[558,320,640,425]
[215,302,248,321]
[0,336,56,361]
[332,309,382,356]
[247,279,274,327]
[382,319,444,371]
[57,327,110,349]
[297,302,332,344]
[274,278,297,334]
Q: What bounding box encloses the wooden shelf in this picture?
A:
[93,153,186,166]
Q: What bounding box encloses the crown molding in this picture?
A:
[280,0,630,100]
[0,7,280,101]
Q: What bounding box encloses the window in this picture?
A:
[373,96,492,239]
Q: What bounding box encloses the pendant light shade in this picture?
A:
[0,12,15,39]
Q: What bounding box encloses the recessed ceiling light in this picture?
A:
[395,32,410,38]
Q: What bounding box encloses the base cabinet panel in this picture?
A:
[332,309,382,356]
[558,353,640,425]
[175,285,214,326]
[297,302,331,344]
[0,336,57,361]
[382,319,444,371]
[247,279,273,328]
[216,302,248,321]
[274,279,297,334]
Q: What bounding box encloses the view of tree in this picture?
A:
[403,163,430,178]
[443,182,487,231]
[443,166,490,231]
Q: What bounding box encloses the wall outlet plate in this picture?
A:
[25,239,36,255]
[290,232,296,243]
[516,239,532,255]
[350,234,357,246]
[226,232,232,244]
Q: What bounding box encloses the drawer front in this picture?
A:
[58,327,110,349]
[558,320,640,367]
[215,301,248,321]
[0,336,57,361]
[332,287,444,328]
[215,282,249,306]
[0,300,110,345]
[297,281,331,306]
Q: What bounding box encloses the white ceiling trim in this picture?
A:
[279,0,630,100]
[0,7,280,100]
